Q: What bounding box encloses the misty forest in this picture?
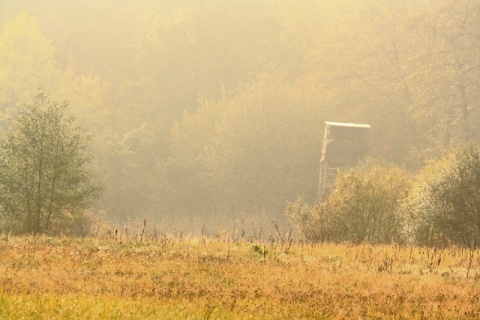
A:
[3,1,480,318]
[1,0,479,239]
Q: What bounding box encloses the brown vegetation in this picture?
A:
[0,235,479,318]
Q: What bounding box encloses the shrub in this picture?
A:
[286,159,411,244]
[402,146,480,247]
[325,158,411,244]
[285,197,331,242]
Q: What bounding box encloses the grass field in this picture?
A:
[1,234,480,319]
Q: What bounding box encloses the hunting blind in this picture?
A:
[317,121,371,200]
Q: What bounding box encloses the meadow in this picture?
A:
[0,233,480,319]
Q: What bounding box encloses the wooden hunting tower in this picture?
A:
[317,121,371,200]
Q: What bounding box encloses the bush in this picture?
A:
[285,197,331,242]
[401,146,480,247]
[286,159,411,244]
[325,158,411,244]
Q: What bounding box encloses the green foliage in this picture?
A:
[0,11,58,113]
[326,159,411,244]
[402,146,480,247]
[0,12,109,126]
[0,92,103,234]
[1,1,480,228]
[169,74,326,218]
[284,197,331,242]
[296,159,411,244]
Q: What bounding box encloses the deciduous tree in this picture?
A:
[0,92,103,234]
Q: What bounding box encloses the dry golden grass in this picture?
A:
[0,235,480,319]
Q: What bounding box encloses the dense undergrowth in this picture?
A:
[0,235,480,319]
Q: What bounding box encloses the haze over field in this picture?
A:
[1,0,479,233]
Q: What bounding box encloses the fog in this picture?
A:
[1,0,479,233]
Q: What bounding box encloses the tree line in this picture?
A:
[0,0,479,233]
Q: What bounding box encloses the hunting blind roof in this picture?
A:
[324,121,371,129]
